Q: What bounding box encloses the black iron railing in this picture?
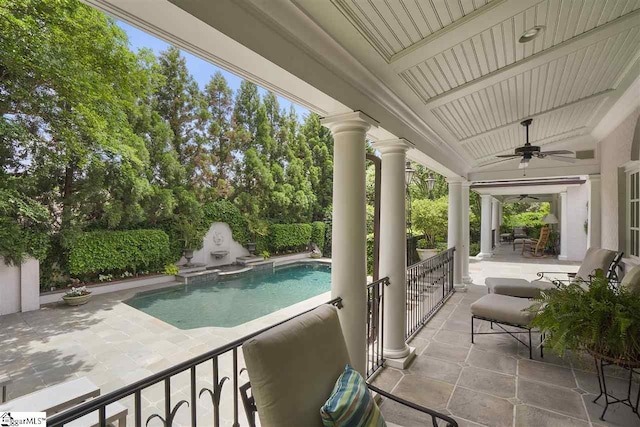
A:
[366,277,389,378]
[405,248,455,340]
[48,297,344,427]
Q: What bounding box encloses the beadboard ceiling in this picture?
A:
[294,0,640,168]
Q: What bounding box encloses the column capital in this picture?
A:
[480,194,494,200]
[445,177,465,184]
[461,181,472,188]
[588,174,601,182]
[371,138,414,154]
[321,111,378,135]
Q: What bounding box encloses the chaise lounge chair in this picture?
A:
[472,265,640,359]
[485,248,622,298]
[241,304,457,427]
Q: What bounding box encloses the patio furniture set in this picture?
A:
[471,248,639,421]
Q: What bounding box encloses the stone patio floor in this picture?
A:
[2,244,637,426]
[374,245,638,427]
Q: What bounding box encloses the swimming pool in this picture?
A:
[125,263,331,328]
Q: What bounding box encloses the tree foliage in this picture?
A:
[411,197,448,248]
[1,0,336,278]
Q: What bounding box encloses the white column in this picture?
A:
[479,195,493,258]
[587,174,601,249]
[491,199,499,247]
[498,202,504,226]
[447,179,464,288]
[461,183,472,284]
[372,139,414,367]
[322,111,377,376]
[559,191,569,261]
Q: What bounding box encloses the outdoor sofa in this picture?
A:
[241,304,457,427]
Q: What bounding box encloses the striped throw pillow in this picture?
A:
[320,364,386,427]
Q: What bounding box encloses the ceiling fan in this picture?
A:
[496,119,576,170]
[505,194,540,202]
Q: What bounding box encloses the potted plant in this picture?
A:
[530,271,640,366]
[62,282,92,306]
[247,218,269,256]
[411,197,447,261]
[176,221,202,266]
[416,238,438,261]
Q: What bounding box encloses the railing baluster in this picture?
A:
[233,348,239,427]
[190,366,197,427]
[213,356,220,427]
[99,406,106,427]
[165,377,171,424]
[135,390,142,427]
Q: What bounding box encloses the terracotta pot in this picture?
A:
[62,293,92,306]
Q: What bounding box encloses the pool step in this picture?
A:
[236,256,265,265]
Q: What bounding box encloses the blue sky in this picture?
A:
[117,21,308,121]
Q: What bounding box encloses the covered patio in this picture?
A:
[4,0,639,426]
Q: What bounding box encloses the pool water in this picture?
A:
[125,263,331,328]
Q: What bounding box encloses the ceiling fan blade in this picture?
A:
[518,158,530,169]
[544,155,576,163]
[540,150,574,155]
[495,154,521,158]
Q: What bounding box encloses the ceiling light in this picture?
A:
[519,26,544,43]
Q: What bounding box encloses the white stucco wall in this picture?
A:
[178,222,249,267]
[599,108,639,251]
[566,184,588,261]
[0,258,40,315]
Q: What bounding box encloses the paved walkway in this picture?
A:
[374,247,637,427]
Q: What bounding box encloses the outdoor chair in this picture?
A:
[241,304,457,427]
[471,264,640,359]
[522,226,550,257]
[485,248,621,298]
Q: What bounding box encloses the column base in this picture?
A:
[476,252,493,259]
[454,283,468,292]
[383,346,416,370]
[462,275,473,284]
[558,255,569,261]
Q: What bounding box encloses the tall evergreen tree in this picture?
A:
[154,46,208,187]
[203,71,234,197]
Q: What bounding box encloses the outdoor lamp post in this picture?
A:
[426,171,436,199]
[405,161,415,236]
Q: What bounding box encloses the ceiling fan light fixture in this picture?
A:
[519,26,544,43]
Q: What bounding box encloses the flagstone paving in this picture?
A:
[374,245,637,427]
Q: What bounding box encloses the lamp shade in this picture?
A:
[541,213,559,225]
[426,172,436,191]
[405,161,415,186]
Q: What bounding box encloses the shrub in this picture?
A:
[0,188,50,265]
[268,223,312,252]
[164,264,179,275]
[367,233,374,275]
[311,221,326,250]
[411,197,448,247]
[469,242,481,256]
[68,229,170,276]
[202,201,250,245]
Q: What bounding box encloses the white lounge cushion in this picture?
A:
[0,377,99,416]
[486,277,554,298]
[64,402,128,427]
[471,294,536,326]
[621,265,640,294]
[243,304,350,427]
[575,247,617,280]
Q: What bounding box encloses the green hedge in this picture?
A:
[310,221,326,251]
[68,229,170,276]
[203,201,250,245]
[269,223,312,252]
